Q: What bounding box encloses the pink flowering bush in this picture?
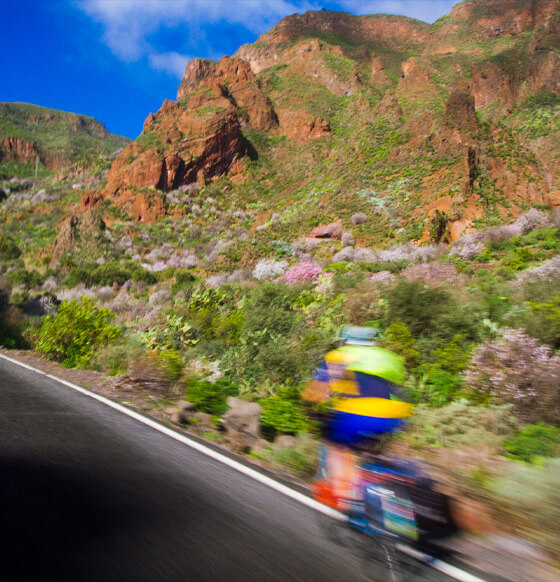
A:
[369,271,396,285]
[283,261,323,284]
[403,262,463,286]
[465,328,560,423]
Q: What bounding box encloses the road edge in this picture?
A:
[0,352,485,582]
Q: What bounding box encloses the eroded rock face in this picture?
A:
[444,90,478,132]
[51,209,106,259]
[448,0,560,38]
[178,56,278,132]
[470,61,518,110]
[0,138,39,164]
[105,83,249,220]
[104,56,279,221]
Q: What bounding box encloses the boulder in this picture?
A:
[222,397,262,453]
[162,407,182,423]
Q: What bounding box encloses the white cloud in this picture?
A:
[148,52,192,78]
[79,0,457,72]
[337,1,456,23]
[79,0,315,62]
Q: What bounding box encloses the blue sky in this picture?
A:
[1,1,457,139]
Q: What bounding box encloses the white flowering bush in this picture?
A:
[332,246,376,263]
[515,254,560,286]
[351,212,367,225]
[252,259,288,280]
[465,328,560,423]
[56,285,96,302]
[341,231,355,247]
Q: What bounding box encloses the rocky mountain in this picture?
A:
[100,0,560,251]
[0,103,130,178]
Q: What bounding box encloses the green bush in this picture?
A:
[66,261,156,288]
[0,290,28,348]
[89,341,144,376]
[171,269,197,295]
[34,297,120,367]
[404,403,518,451]
[263,433,320,477]
[186,378,238,415]
[7,267,44,289]
[0,234,22,260]
[380,320,419,370]
[259,392,311,439]
[504,423,560,462]
[381,280,479,341]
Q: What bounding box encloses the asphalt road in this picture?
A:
[0,357,478,582]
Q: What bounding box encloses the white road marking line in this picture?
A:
[0,353,485,582]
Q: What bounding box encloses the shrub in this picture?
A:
[402,262,463,286]
[260,393,311,439]
[515,254,560,286]
[7,268,44,289]
[404,403,518,452]
[0,289,28,348]
[89,341,144,376]
[34,297,120,368]
[0,234,21,260]
[264,433,319,477]
[465,328,560,423]
[140,314,197,351]
[504,423,560,462]
[381,320,419,369]
[351,212,367,225]
[66,262,156,288]
[341,231,355,247]
[171,269,197,294]
[382,280,479,341]
[524,293,560,348]
[252,258,288,280]
[283,261,323,284]
[186,378,238,415]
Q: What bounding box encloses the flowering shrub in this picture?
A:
[369,270,396,285]
[341,231,355,247]
[451,209,552,259]
[332,246,376,263]
[376,243,445,264]
[252,258,288,280]
[57,285,96,302]
[403,262,463,286]
[464,328,560,423]
[514,208,550,235]
[515,254,560,285]
[449,237,484,260]
[351,212,367,225]
[283,261,323,284]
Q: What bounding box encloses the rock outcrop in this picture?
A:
[104,56,281,220]
[0,137,39,164]
[51,209,106,259]
[101,0,560,230]
[221,397,262,453]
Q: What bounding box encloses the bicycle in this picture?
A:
[314,453,458,581]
